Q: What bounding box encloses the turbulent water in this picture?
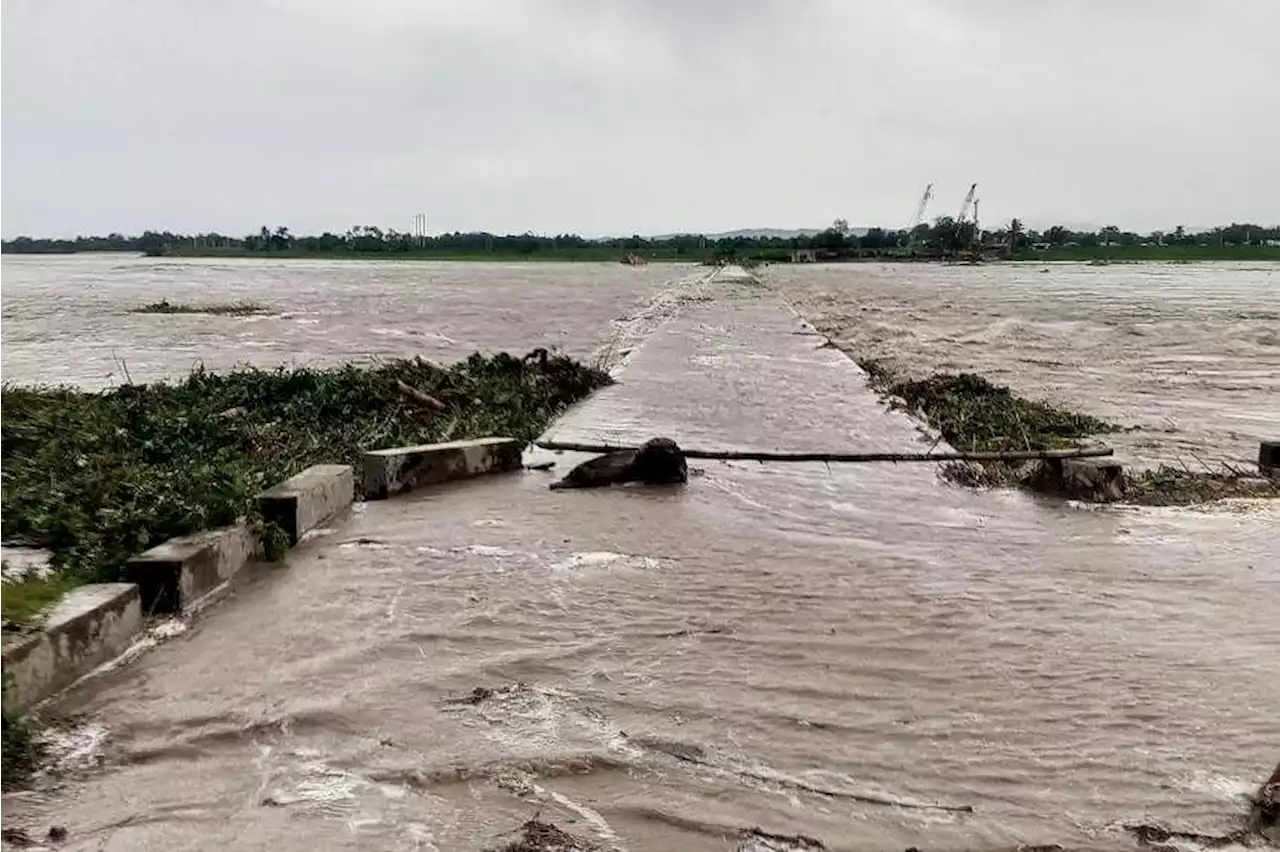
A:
[1,256,1276,851]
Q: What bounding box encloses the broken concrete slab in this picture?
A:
[125,523,260,614]
[1,583,141,713]
[362,437,524,500]
[1260,441,1279,478]
[257,464,354,545]
[1022,457,1126,503]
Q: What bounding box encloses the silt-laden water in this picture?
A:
[1,256,1275,851]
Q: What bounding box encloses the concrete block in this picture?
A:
[1,583,141,713]
[362,437,524,500]
[125,523,260,614]
[1260,441,1280,479]
[1023,457,1126,503]
[258,464,354,545]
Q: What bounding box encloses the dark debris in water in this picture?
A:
[444,683,532,707]
[738,827,827,851]
[1124,822,1248,849]
[494,818,601,852]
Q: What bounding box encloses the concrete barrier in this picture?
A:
[1,583,141,713]
[363,437,524,500]
[125,523,260,614]
[258,464,354,545]
[1260,441,1280,479]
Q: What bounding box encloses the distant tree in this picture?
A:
[815,227,847,252]
[1044,225,1068,246]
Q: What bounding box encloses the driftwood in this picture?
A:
[535,440,1114,464]
[395,379,446,412]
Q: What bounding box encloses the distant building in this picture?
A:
[790,248,817,263]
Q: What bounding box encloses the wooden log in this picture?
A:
[533,440,1114,464]
[395,379,446,412]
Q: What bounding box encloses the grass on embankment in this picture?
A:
[131,299,271,316]
[1,351,610,614]
[857,360,1279,504]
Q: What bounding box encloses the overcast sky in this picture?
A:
[3,0,1278,238]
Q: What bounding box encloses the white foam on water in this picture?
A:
[1180,769,1258,802]
[41,720,111,774]
[456,544,519,558]
[87,617,190,680]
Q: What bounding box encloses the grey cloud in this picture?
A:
[2,0,1277,237]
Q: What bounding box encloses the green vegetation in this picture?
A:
[1,573,77,627]
[2,350,608,599]
[1,702,44,791]
[131,299,271,316]
[858,362,1116,452]
[1126,466,1280,506]
[6,221,1276,264]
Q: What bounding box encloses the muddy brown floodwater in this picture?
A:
[1,257,1277,851]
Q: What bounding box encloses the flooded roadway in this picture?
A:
[1,257,1277,850]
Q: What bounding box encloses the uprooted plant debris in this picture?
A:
[2,349,608,603]
[1124,465,1280,506]
[857,360,1117,453]
[494,818,601,852]
[130,299,271,316]
[858,359,1278,505]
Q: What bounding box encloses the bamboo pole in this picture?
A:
[395,379,446,412]
[533,440,1114,464]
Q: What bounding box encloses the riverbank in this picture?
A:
[1,351,608,620]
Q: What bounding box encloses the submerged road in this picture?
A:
[4,267,1276,851]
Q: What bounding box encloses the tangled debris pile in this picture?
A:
[494,818,601,852]
[857,361,1116,453]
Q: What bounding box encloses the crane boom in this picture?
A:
[956,183,977,223]
[906,183,934,231]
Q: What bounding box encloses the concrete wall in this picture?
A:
[1,584,141,714]
[125,523,261,615]
[363,437,524,499]
[258,464,354,545]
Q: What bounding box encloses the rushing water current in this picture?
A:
[1,256,1276,851]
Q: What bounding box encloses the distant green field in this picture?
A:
[1012,244,1280,262]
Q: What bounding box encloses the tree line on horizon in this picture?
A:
[3,220,1278,257]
